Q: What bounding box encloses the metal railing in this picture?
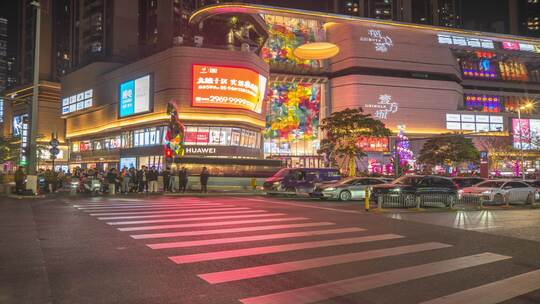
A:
[373,193,538,209]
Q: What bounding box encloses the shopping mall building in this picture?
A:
[59,4,540,176]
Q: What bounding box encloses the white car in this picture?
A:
[461,180,537,204]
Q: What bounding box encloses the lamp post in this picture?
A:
[26,1,41,194]
[517,102,534,180]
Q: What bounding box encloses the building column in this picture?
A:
[508,0,519,35]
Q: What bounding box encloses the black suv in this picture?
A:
[370,175,459,204]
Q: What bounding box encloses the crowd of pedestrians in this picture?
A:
[11,165,211,195]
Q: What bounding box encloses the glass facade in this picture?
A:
[261,15,325,70]
[264,82,322,159]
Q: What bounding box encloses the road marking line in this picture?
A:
[73,201,204,207]
[169,234,403,264]
[98,210,266,220]
[199,242,452,284]
[89,207,249,216]
[148,227,365,249]
[240,198,366,215]
[107,213,286,225]
[118,217,309,232]
[83,206,230,213]
[77,203,223,210]
[238,253,511,304]
[130,222,336,239]
[420,269,540,304]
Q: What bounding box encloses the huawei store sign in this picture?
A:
[192,64,267,114]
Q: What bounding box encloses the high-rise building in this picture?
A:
[518,0,540,37]
[0,18,7,94]
[6,56,17,89]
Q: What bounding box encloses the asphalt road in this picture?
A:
[2,194,540,304]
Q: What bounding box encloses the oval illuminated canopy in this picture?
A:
[293,42,340,60]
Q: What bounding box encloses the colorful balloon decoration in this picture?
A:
[265,82,321,142]
[261,15,324,69]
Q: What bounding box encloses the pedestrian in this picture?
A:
[148,166,159,193]
[200,167,209,193]
[170,168,178,192]
[44,169,57,193]
[137,166,148,193]
[106,168,118,195]
[129,167,137,192]
[179,167,189,193]
[14,166,25,195]
[120,167,130,194]
[162,167,171,192]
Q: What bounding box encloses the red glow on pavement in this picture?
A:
[130,222,336,239]
[147,227,365,249]
[89,207,248,216]
[107,213,286,225]
[169,234,404,264]
[118,217,310,232]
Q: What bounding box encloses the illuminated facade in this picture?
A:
[59,3,540,176]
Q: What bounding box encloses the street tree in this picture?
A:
[0,136,20,164]
[318,108,391,176]
[418,134,480,171]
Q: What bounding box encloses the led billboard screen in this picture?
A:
[192,65,267,114]
[119,75,151,117]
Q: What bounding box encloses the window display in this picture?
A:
[183,126,259,148]
[464,94,537,114]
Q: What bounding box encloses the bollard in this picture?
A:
[364,188,370,211]
[377,196,383,210]
[251,178,257,191]
[416,195,421,209]
[479,197,484,209]
[505,195,510,208]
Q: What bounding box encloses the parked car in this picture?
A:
[313,177,388,201]
[370,175,459,206]
[451,177,485,188]
[461,179,537,204]
[263,168,341,195]
[524,180,540,200]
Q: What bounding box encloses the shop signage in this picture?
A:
[359,29,393,53]
[364,94,399,120]
[445,113,503,132]
[0,98,3,123]
[357,137,389,152]
[62,89,93,115]
[183,145,260,158]
[192,65,267,114]
[119,75,151,117]
[501,41,540,53]
[437,34,494,49]
[185,147,217,155]
[13,114,29,165]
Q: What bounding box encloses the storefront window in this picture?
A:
[104,136,121,150]
[182,125,260,148]
[121,131,133,148]
[196,127,209,145]
[71,141,80,153]
[231,128,241,146]
[133,127,164,147]
[80,141,92,152]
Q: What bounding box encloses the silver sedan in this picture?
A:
[319,177,388,201]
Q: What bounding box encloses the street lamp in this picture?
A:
[517,102,534,180]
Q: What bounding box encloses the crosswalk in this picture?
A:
[71,197,540,304]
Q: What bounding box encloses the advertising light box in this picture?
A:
[192,65,267,114]
[119,75,152,118]
[62,89,93,115]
